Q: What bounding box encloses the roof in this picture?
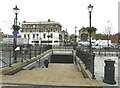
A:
[22,21,62,27]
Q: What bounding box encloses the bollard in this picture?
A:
[103,59,116,84]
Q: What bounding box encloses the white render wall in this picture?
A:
[21,32,61,45]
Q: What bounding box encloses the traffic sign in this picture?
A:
[13,31,19,37]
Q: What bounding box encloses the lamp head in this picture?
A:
[88,4,93,13]
[13,5,20,14]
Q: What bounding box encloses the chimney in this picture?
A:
[48,19,50,22]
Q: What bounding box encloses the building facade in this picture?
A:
[79,27,96,42]
[0,29,3,43]
[79,27,88,41]
[21,19,62,46]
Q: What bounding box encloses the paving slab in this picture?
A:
[95,56,118,86]
[1,63,101,87]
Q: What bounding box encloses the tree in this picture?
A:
[86,27,97,34]
[118,33,120,44]
[79,26,97,41]
[95,33,108,40]
[70,34,75,42]
[115,33,120,44]
[104,21,112,47]
[86,26,97,39]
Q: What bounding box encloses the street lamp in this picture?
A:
[88,4,93,53]
[47,29,50,49]
[13,5,20,63]
[74,26,77,50]
[64,29,67,49]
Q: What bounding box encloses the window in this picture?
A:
[32,41,39,43]
[32,29,35,32]
[25,29,27,32]
[53,29,55,32]
[28,34,30,38]
[41,41,52,43]
[54,40,58,43]
[36,34,39,39]
[33,25,35,28]
[24,34,26,38]
[36,34,38,36]
[59,34,62,40]
[33,34,35,39]
[30,29,32,32]
[37,29,39,32]
[43,33,46,38]
[50,34,53,38]
[50,29,52,32]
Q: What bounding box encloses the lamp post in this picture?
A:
[88,4,93,53]
[64,29,67,49]
[39,30,42,54]
[13,5,20,63]
[74,26,77,50]
[47,29,50,49]
[64,30,65,49]
[33,25,37,57]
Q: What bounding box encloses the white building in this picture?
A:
[21,19,62,46]
[95,39,111,48]
[78,39,112,49]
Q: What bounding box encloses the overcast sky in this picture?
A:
[0,0,119,35]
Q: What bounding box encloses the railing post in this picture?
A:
[112,49,113,56]
[9,50,11,67]
[35,44,36,57]
[116,48,118,56]
[39,58,40,67]
[92,53,95,79]
[98,51,100,56]
[104,49,106,56]
[39,45,41,54]
[21,45,23,62]
[29,45,31,59]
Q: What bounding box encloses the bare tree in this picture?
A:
[104,21,112,47]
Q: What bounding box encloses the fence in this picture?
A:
[76,49,95,78]
[0,44,51,68]
[77,46,120,56]
[93,48,119,56]
[52,45,73,49]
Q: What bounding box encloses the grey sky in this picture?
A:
[0,0,118,35]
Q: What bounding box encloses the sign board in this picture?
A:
[13,31,19,37]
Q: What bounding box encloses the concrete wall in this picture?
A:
[23,49,74,69]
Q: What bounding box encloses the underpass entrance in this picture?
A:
[50,54,73,63]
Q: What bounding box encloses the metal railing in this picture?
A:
[52,45,74,49]
[0,44,51,68]
[76,48,95,79]
[93,48,119,56]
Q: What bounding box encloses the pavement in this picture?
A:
[0,50,119,87]
[1,64,101,87]
[94,56,119,87]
